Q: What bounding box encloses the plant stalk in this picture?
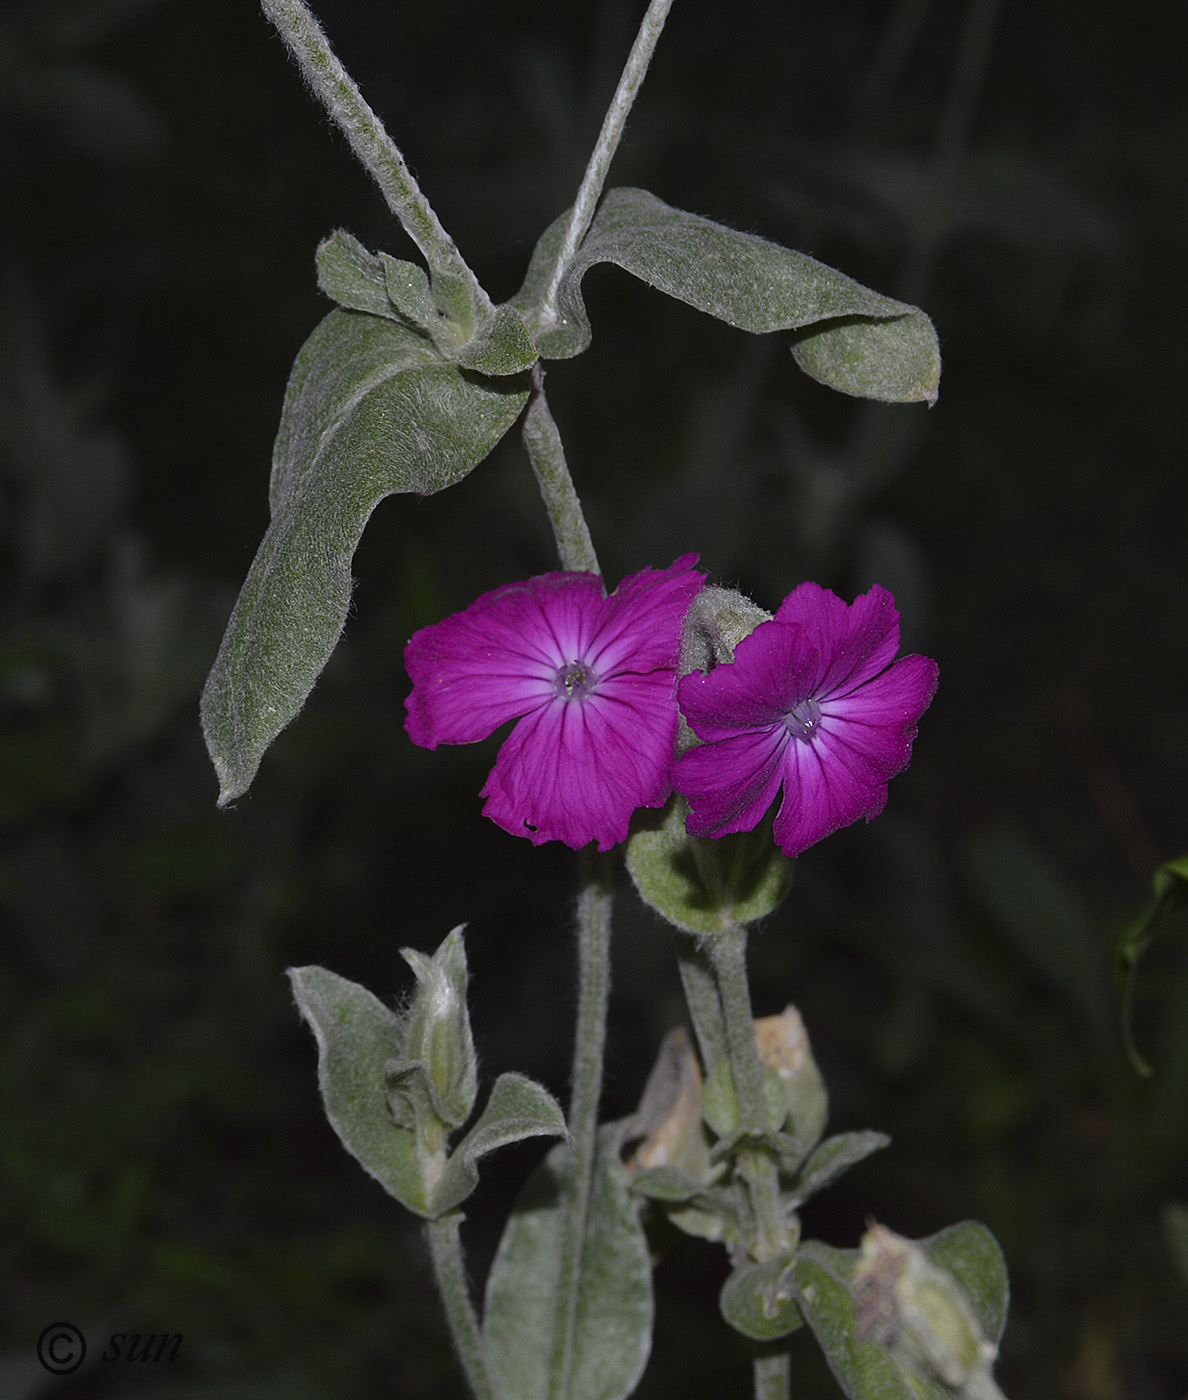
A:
[673,931,729,1079]
[260,0,492,317]
[533,0,677,330]
[547,848,615,1400]
[709,924,791,1261]
[426,1212,498,1400]
[522,366,600,575]
[753,1351,792,1400]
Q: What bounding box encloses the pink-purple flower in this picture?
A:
[404,556,703,851]
[672,583,938,858]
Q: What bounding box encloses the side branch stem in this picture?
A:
[548,848,615,1400]
[673,932,729,1078]
[522,366,600,575]
[260,0,492,316]
[534,0,677,328]
[426,1213,497,1400]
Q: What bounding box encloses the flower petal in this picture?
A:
[481,677,681,850]
[585,554,703,678]
[678,621,820,741]
[674,725,788,838]
[819,653,940,780]
[771,734,890,857]
[404,572,604,747]
[776,582,901,700]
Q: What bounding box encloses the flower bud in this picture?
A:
[754,1006,828,1151]
[393,926,478,1130]
[679,586,773,677]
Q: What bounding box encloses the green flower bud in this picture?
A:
[391,926,478,1131]
[679,586,773,681]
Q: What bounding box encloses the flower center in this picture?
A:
[784,696,822,742]
[555,660,595,702]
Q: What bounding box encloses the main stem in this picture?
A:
[710,926,793,1400]
[533,0,677,330]
[548,848,614,1400]
[260,0,492,316]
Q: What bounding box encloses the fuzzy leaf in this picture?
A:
[484,1127,653,1400]
[787,1130,891,1209]
[431,1072,567,1215]
[515,187,940,403]
[201,310,529,804]
[795,1241,945,1400]
[316,230,411,322]
[288,966,427,1216]
[920,1221,1010,1348]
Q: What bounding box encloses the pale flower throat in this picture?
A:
[556,661,595,702]
[784,696,822,741]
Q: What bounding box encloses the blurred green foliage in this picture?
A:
[2,0,1186,1396]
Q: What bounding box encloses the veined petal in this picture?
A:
[776,582,901,699]
[673,726,788,837]
[678,621,820,741]
[481,681,679,850]
[771,735,889,857]
[404,571,604,747]
[820,653,940,778]
[585,554,703,677]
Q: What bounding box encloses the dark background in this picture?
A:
[2,0,1186,1396]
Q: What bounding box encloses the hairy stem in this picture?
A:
[548,848,614,1400]
[426,1213,497,1400]
[753,1351,792,1400]
[522,366,600,575]
[709,924,791,1261]
[260,0,492,317]
[532,0,677,330]
[673,931,729,1079]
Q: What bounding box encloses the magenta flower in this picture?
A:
[404,556,703,851]
[672,583,938,858]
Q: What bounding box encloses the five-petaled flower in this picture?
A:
[404,556,703,851]
[672,583,938,858]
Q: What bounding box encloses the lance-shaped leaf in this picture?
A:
[201,309,529,805]
[484,1126,653,1400]
[431,1071,567,1215]
[288,965,428,1216]
[515,187,940,403]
